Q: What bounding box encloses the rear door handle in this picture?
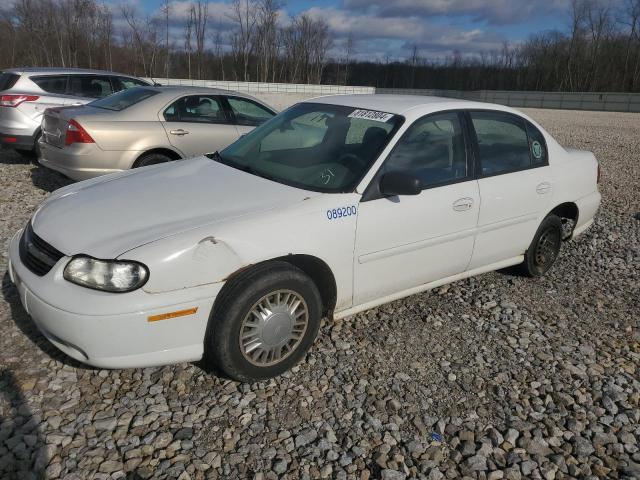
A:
[536,182,552,194]
[170,129,189,136]
[453,198,474,211]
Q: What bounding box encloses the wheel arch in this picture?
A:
[133,147,182,167]
[547,202,579,240]
[214,254,338,319]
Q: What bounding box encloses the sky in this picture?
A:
[124,0,574,61]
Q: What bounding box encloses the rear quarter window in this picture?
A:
[30,75,68,94]
[0,72,20,91]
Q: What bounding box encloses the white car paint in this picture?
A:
[8,95,601,369]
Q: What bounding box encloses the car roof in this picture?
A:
[306,94,510,116]
[140,85,264,103]
[4,67,142,77]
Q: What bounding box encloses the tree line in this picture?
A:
[1,0,639,93]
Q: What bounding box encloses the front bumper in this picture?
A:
[38,140,139,181]
[8,229,222,369]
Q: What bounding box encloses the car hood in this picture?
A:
[31,157,319,258]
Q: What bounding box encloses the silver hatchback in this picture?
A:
[0,68,150,155]
[38,86,277,180]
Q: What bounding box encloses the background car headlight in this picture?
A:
[63,256,149,292]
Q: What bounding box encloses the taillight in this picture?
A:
[0,94,39,107]
[597,164,601,184]
[65,119,94,146]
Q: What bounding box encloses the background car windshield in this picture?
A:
[219,103,401,192]
[89,87,158,111]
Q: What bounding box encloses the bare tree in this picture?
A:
[229,0,257,81]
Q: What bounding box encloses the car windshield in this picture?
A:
[89,87,158,111]
[216,102,403,193]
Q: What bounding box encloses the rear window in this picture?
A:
[88,87,159,111]
[30,75,68,94]
[0,72,19,91]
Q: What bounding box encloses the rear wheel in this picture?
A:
[204,261,322,382]
[133,152,172,168]
[520,214,563,277]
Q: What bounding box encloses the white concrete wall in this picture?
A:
[144,78,374,111]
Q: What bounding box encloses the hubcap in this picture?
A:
[534,227,560,268]
[239,290,309,367]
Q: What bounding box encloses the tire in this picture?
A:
[133,152,172,168]
[520,214,563,277]
[204,261,322,382]
[16,133,41,163]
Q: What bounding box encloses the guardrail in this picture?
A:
[146,78,375,95]
[145,79,640,112]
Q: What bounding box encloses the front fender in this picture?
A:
[123,231,247,294]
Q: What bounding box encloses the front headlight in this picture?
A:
[63,256,149,293]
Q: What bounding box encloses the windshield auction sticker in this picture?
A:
[348,109,394,122]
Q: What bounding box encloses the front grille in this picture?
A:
[19,223,64,276]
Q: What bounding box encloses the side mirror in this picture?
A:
[379,171,422,196]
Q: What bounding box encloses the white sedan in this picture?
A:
[8,95,601,382]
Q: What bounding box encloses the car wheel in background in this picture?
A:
[16,132,41,163]
[520,214,563,277]
[133,152,172,168]
[204,261,322,383]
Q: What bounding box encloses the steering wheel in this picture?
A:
[336,153,367,174]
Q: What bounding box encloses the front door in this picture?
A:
[353,111,480,306]
[161,94,240,157]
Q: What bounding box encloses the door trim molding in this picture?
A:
[357,213,538,264]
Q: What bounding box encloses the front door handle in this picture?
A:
[453,198,474,211]
[536,182,552,194]
[170,129,189,136]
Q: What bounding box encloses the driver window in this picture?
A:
[163,95,227,124]
[383,112,468,188]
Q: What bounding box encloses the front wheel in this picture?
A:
[204,261,322,382]
[520,214,563,277]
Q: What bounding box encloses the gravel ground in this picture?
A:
[0,108,639,480]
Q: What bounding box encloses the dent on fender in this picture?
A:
[142,236,247,293]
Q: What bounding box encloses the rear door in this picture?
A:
[66,75,115,102]
[112,76,151,92]
[161,94,240,157]
[467,110,553,270]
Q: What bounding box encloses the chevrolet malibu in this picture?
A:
[8,95,601,382]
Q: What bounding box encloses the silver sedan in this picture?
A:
[38,86,277,180]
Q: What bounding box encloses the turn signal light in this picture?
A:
[65,119,94,146]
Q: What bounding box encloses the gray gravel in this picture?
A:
[1,108,639,480]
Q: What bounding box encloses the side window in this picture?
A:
[163,95,227,124]
[30,75,67,94]
[227,97,275,126]
[470,111,531,176]
[527,122,548,167]
[383,112,468,189]
[68,75,114,98]
[115,77,149,91]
